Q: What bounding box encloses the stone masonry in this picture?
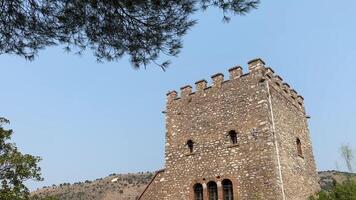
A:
[139,58,320,200]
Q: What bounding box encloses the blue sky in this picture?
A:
[1,0,356,190]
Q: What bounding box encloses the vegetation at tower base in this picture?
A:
[309,179,356,200]
[0,0,259,69]
[0,117,42,200]
[312,143,355,200]
[30,195,58,200]
[29,171,355,200]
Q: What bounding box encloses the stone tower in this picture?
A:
[139,58,319,200]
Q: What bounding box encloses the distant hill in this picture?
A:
[318,170,356,191]
[31,171,355,200]
[31,172,153,200]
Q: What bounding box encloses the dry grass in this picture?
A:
[31,172,153,200]
[31,171,355,199]
[319,170,356,190]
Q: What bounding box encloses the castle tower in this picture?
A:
[139,58,319,200]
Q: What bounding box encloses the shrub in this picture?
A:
[310,180,356,200]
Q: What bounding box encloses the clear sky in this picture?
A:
[1,0,356,191]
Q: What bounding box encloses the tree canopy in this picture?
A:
[0,0,259,69]
[0,117,42,200]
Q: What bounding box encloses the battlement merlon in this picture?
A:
[248,58,266,71]
[166,90,178,102]
[180,85,192,98]
[211,73,224,88]
[195,79,207,91]
[228,66,243,79]
[166,58,306,110]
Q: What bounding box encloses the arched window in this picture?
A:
[296,138,303,157]
[187,140,194,153]
[194,183,204,200]
[207,181,218,200]
[228,130,238,145]
[222,179,234,200]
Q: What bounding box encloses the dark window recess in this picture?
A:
[228,130,238,145]
[194,183,204,200]
[207,181,218,200]
[222,179,234,200]
[296,138,303,157]
[187,140,194,153]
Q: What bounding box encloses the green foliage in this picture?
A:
[30,195,59,200]
[310,180,356,200]
[340,144,354,173]
[0,117,42,200]
[0,0,259,69]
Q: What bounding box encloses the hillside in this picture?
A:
[31,172,154,200]
[318,170,356,191]
[31,171,355,200]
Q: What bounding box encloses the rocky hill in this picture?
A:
[31,171,355,200]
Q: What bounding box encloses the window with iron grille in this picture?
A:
[222,179,234,200]
[194,183,204,200]
[207,181,218,200]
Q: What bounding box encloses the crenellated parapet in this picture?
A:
[167,58,306,112]
[264,66,305,109]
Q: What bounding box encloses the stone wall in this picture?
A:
[139,58,319,200]
[267,73,320,200]
[138,170,165,200]
[162,61,282,200]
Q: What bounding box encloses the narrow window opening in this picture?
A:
[222,179,234,200]
[296,138,303,157]
[194,183,204,200]
[207,181,218,200]
[228,130,238,145]
[187,140,194,153]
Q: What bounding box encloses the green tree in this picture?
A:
[0,0,259,69]
[309,180,356,200]
[0,117,42,200]
[30,195,59,200]
[340,144,354,173]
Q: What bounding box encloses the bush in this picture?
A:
[310,180,356,200]
[30,195,59,200]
